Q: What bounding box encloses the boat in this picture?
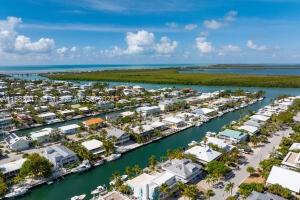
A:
[5,185,29,198]
[47,181,54,185]
[195,122,202,126]
[71,160,91,173]
[93,159,104,166]
[105,154,121,162]
[70,194,86,200]
[109,175,128,185]
[188,140,198,147]
[90,185,108,197]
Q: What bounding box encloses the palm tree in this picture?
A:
[159,183,170,198]
[225,182,234,195]
[204,189,215,200]
[182,184,198,200]
[250,136,260,148]
[246,166,256,176]
[148,155,157,171]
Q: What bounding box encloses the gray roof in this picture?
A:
[106,127,126,139]
[247,191,287,200]
[45,145,76,158]
[162,159,201,179]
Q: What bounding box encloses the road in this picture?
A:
[211,127,292,200]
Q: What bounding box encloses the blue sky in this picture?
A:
[0,0,300,65]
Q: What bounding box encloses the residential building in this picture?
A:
[238,125,259,135]
[218,129,248,143]
[98,191,130,200]
[281,152,300,170]
[192,108,217,117]
[289,143,300,151]
[247,191,287,200]
[44,145,78,168]
[0,114,13,130]
[83,118,105,129]
[38,112,56,121]
[163,117,186,129]
[106,127,130,145]
[185,146,222,164]
[5,133,30,151]
[250,114,270,123]
[204,136,234,152]
[81,139,104,155]
[266,166,300,194]
[161,159,202,183]
[136,106,161,116]
[0,158,26,180]
[59,124,80,135]
[127,172,177,200]
[30,128,53,143]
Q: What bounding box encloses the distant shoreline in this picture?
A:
[43,68,300,88]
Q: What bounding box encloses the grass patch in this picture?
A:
[44,68,300,88]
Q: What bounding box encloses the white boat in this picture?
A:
[195,122,202,126]
[70,194,86,200]
[188,140,198,147]
[71,160,91,173]
[93,160,104,166]
[47,181,54,185]
[105,154,121,162]
[109,175,128,185]
[91,185,108,197]
[5,186,29,198]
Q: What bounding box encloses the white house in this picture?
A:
[250,114,270,123]
[185,145,222,164]
[266,166,300,194]
[38,112,56,121]
[127,172,177,200]
[106,127,130,145]
[289,143,300,151]
[44,145,78,168]
[30,128,53,143]
[58,124,80,135]
[136,106,161,116]
[81,139,104,155]
[281,152,300,170]
[238,125,259,135]
[5,133,30,151]
[163,117,186,129]
[204,136,234,152]
[0,158,26,179]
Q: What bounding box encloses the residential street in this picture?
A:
[211,128,293,200]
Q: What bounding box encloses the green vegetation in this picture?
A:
[238,183,264,198]
[19,153,52,178]
[267,184,292,199]
[0,173,7,197]
[45,68,300,88]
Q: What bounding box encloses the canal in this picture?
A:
[15,83,300,200]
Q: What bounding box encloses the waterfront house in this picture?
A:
[0,158,26,180]
[126,171,177,200]
[97,101,114,110]
[281,152,300,170]
[106,127,130,145]
[163,117,186,129]
[58,124,80,135]
[30,128,53,143]
[59,95,73,103]
[218,129,248,143]
[289,143,300,151]
[203,136,234,152]
[58,109,75,117]
[192,108,217,117]
[136,106,161,117]
[5,133,30,151]
[132,124,155,138]
[150,121,168,131]
[247,191,287,200]
[120,111,135,118]
[38,112,56,121]
[81,139,104,155]
[238,125,259,135]
[16,113,33,125]
[44,145,78,168]
[99,191,130,200]
[266,166,300,194]
[159,100,175,111]
[185,145,222,164]
[41,95,55,102]
[161,159,202,183]
[0,114,13,130]
[250,114,270,123]
[82,118,105,130]
[244,119,264,128]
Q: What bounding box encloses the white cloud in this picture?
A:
[155,36,178,55]
[104,30,178,56]
[56,46,78,56]
[125,30,155,54]
[165,22,178,28]
[184,24,197,31]
[219,44,241,55]
[203,10,238,30]
[203,19,223,30]
[195,36,214,53]
[0,16,55,55]
[246,40,268,51]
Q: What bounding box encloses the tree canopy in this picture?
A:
[19,153,52,178]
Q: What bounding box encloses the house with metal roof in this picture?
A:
[106,127,130,145]
[185,145,222,164]
[44,145,78,168]
[247,191,287,200]
[5,133,30,151]
[218,129,248,143]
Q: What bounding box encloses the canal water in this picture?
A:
[14,82,300,200]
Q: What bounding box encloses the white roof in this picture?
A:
[163,116,183,124]
[38,112,56,118]
[30,128,53,138]
[199,108,215,114]
[152,171,175,186]
[59,124,80,131]
[250,114,270,122]
[0,158,26,174]
[266,166,300,193]
[290,143,300,151]
[81,139,103,151]
[205,137,233,151]
[127,173,157,187]
[238,125,258,134]
[185,145,222,163]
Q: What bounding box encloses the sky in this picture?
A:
[0,0,300,65]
